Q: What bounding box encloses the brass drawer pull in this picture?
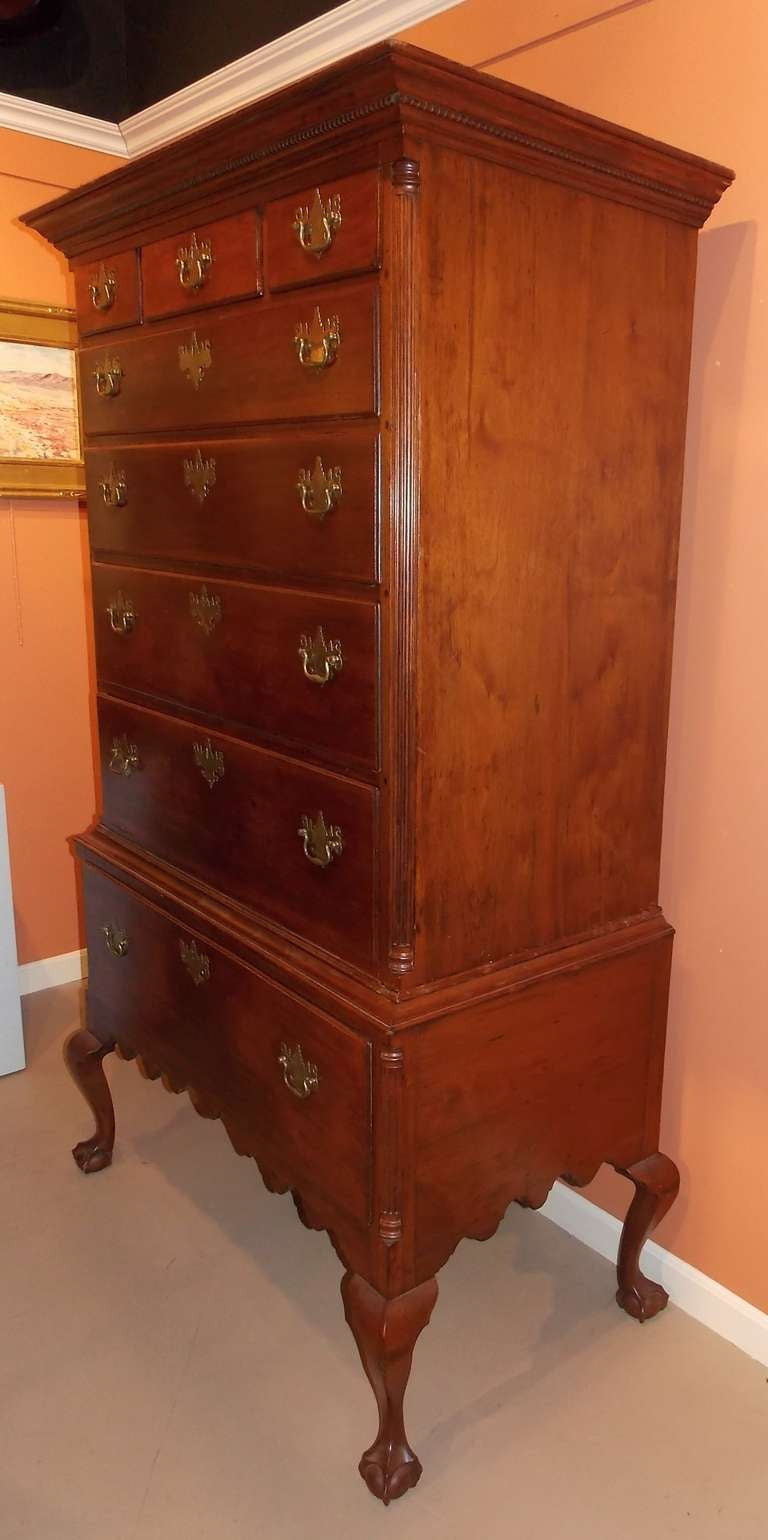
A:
[102,923,128,957]
[183,448,216,503]
[296,457,342,520]
[179,332,212,389]
[108,733,140,776]
[189,586,222,635]
[295,308,340,371]
[89,262,117,311]
[279,1041,319,1099]
[93,356,123,397]
[193,737,224,788]
[99,465,127,507]
[297,810,344,868]
[179,937,210,985]
[293,188,342,258]
[107,591,135,635]
[298,626,342,685]
[177,232,214,291]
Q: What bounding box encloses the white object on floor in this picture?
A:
[0,784,24,1075]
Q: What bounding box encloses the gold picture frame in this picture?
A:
[0,297,84,498]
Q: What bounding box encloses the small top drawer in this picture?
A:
[142,210,261,320]
[267,170,379,291]
[73,249,140,336]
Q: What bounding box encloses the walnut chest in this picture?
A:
[25,42,732,1504]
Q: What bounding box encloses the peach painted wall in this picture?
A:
[402,0,768,1313]
[0,130,122,966]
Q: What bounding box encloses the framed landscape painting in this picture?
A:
[0,298,84,497]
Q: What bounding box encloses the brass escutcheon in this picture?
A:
[178,332,212,389]
[107,590,135,636]
[278,1041,319,1099]
[176,232,214,291]
[294,308,341,371]
[108,733,140,776]
[183,448,216,502]
[296,456,342,520]
[297,810,344,868]
[292,188,342,258]
[189,586,222,635]
[99,464,127,507]
[89,262,117,311]
[193,737,224,788]
[179,937,210,986]
[298,625,343,686]
[102,924,128,957]
[93,356,123,397]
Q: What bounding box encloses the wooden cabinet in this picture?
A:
[25,41,732,1507]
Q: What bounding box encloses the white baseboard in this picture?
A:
[541,1182,768,1368]
[18,948,87,997]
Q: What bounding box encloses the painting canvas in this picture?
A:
[0,339,80,461]
[0,300,84,498]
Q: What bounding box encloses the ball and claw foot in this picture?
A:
[359,1441,423,1506]
[342,1271,438,1505]
[616,1275,669,1323]
[614,1151,679,1324]
[64,1024,116,1176]
[72,1137,113,1174]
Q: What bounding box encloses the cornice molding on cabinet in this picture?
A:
[0,0,463,160]
[0,88,127,155]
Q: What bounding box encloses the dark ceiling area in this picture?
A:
[0,0,342,121]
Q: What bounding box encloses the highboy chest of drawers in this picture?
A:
[26,43,731,1504]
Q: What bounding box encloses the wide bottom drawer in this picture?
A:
[84,863,372,1226]
[99,697,377,971]
[92,563,379,773]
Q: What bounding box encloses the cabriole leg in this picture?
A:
[614,1152,680,1322]
[64,1025,116,1174]
[341,1271,438,1505]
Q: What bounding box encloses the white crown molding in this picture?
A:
[0,0,462,163]
[119,0,463,157]
[541,1181,768,1369]
[0,89,126,156]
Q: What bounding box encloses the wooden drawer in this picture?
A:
[92,564,379,772]
[85,424,379,585]
[142,210,261,320]
[84,864,371,1224]
[98,698,377,969]
[80,279,378,436]
[73,248,140,336]
[267,169,380,290]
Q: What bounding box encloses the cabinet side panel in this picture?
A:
[414,141,697,983]
[412,933,673,1282]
